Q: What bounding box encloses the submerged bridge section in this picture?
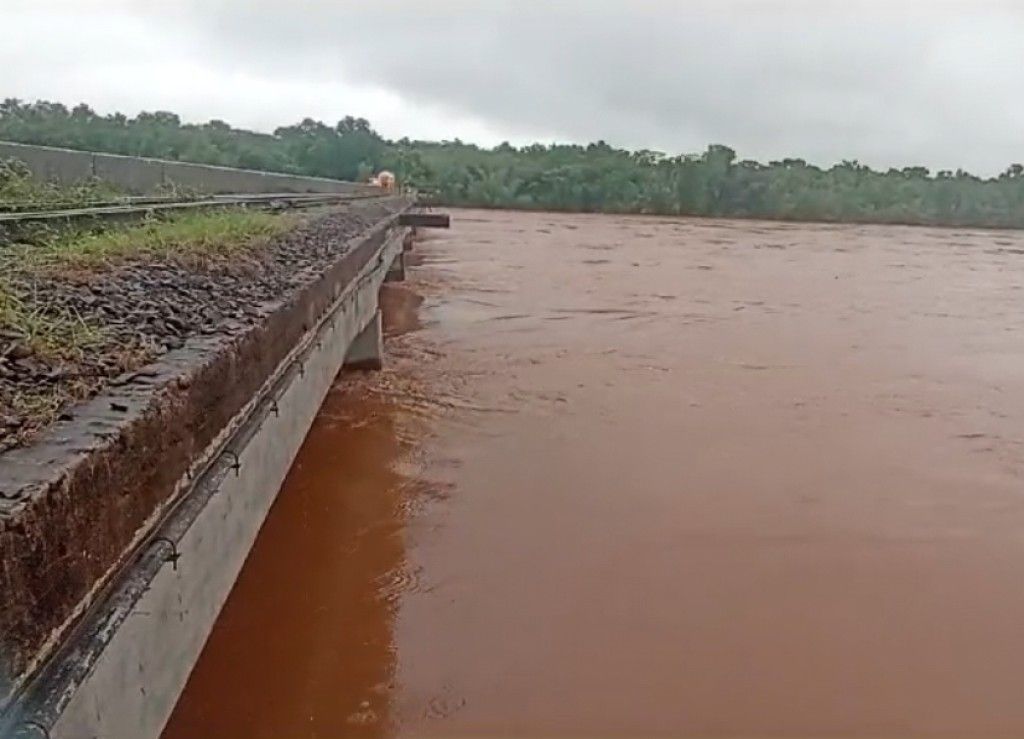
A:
[0,149,448,739]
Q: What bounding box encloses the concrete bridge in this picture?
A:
[0,146,445,739]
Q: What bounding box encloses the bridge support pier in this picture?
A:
[343,309,383,370]
[385,252,406,282]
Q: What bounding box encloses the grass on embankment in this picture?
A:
[0,277,130,444]
[0,209,295,445]
[0,284,105,357]
[16,208,292,273]
[1,209,293,352]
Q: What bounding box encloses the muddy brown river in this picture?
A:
[165,210,1024,737]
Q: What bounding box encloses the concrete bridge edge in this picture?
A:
[7,231,406,739]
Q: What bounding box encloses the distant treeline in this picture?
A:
[4,98,1024,228]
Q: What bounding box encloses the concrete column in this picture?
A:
[343,309,383,370]
[384,252,406,283]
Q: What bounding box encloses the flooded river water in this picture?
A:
[165,209,1024,737]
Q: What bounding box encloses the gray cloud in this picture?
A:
[5,1,1024,174]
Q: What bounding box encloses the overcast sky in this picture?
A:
[4,1,1023,174]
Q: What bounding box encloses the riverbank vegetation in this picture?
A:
[4,98,1024,228]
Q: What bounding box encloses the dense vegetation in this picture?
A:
[4,98,1024,228]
